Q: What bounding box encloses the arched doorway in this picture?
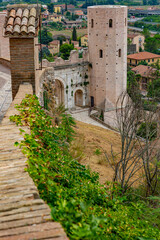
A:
[55,79,64,105]
[75,89,83,106]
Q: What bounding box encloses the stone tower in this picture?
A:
[88,5,127,109]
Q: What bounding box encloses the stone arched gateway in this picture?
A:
[55,79,64,105]
[74,89,84,107]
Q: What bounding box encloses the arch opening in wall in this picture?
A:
[91,19,94,28]
[99,49,103,58]
[109,19,113,28]
[75,89,83,107]
[118,49,121,57]
[55,79,64,105]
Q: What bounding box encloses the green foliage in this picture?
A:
[138,60,148,66]
[94,148,101,156]
[39,28,53,45]
[72,26,77,41]
[127,71,141,101]
[60,43,74,60]
[137,122,157,140]
[47,3,54,13]
[142,16,160,23]
[148,78,160,100]
[9,95,160,240]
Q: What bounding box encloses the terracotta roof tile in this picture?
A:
[23,8,29,18]
[16,8,23,18]
[131,64,158,78]
[14,17,21,25]
[4,4,40,37]
[9,9,16,18]
[127,51,160,60]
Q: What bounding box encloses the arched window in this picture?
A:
[109,19,113,28]
[118,49,121,57]
[91,19,94,28]
[99,49,103,58]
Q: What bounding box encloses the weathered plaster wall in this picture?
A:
[41,50,90,109]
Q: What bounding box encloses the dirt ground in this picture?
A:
[70,121,121,184]
[70,120,144,186]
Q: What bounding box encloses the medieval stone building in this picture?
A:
[0,4,127,127]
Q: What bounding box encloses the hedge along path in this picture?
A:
[0,84,68,240]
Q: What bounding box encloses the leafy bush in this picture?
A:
[137,122,157,140]
[10,95,160,240]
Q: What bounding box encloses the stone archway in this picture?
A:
[55,79,64,105]
[75,89,83,107]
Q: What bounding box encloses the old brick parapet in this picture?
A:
[42,49,89,68]
[0,83,68,239]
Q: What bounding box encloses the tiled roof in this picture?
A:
[131,65,155,78]
[4,4,41,37]
[128,33,139,39]
[127,51,160,60]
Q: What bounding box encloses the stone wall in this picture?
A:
[41,50,90,109]
[0,13,10,60]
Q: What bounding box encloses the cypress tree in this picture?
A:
[72,27,77,41]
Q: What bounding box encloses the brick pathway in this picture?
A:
[0,84,68,240]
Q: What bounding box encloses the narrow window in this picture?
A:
[118,49,121,57]
[148,59,150,62]
[99,49,103,58]
[91,19,94,28]
[109,19,113,28]
[125,18,127,26]
[152,59,154,62]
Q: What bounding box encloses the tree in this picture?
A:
[65,2,67,11]
[105,91,160,196]
[39,46,50,61]
[144,35,160,54]
[39,28,53,45]
[143,0,147,5]
[142,28,150,39]
[72,26,77,41]
[60,43,74,60]
[47,3,54,14]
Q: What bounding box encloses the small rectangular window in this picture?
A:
[99,49,103,58]
[118,49,121,57]
[91,19,94,28]
[152,59,154,62]
[109,19,113,28]
[148,59,150,62]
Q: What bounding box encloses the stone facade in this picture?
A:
[39,50,90,109]
[88,5,127,110]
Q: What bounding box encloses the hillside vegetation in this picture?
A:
[10,95,160,240]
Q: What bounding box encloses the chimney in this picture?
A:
[3,4,41,99]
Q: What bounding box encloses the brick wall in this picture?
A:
[0,13,10,60]
[10,38,38,99]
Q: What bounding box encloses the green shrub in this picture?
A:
[10,95,160,240]
[137,122,157,140]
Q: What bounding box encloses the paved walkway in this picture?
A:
[0,84,68,240]
[0,64,12,122]
[69,107,109,129]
